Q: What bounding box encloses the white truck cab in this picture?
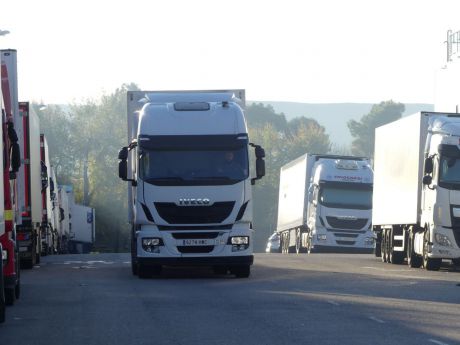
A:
[119,90,265,278]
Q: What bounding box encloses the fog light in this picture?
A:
[142,237,162,253]
[230,236,249,252]
[435,233,452,247]
[365,237,374,245]
[231,236,249,245]
[317,234,327,241]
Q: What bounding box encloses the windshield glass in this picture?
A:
[139,147,249,186]
[319,185,372,210]
[439,156,460,187]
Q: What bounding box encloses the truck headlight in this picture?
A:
[435,233,452,247]
[229,236,249,252]
[2,249,7,262]
[142,237,162,253]
[365,237,374,245]
[317,234,327,241]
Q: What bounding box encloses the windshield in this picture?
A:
[139,147,249,186]
[319,185,372,210]
[439,156,460,189]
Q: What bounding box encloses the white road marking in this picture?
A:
[368,316,385,324]
[429,339,450,345]
[327,300,340,306]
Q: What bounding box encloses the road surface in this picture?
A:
[1,253,459,345]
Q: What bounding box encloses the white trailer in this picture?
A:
[373,111,460,270]
[16,102,42,268]
[0,75,6,323]
[277,154,373,254]
[68,204,95,254]
[58,185,70,253]
[118,90,265,278]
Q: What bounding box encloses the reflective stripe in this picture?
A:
[4,210,13,221]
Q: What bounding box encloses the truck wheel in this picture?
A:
[0,263,5,323]
[138,263,150,279]
[381,230,388,263]
[423,231,441,271]
[452,258,460,267]
[232,265,250,278]
[407,232,422,268]
[374,239,382,257]
[5,288,15,306]
[131,258,138,276]
[295,230,303,254]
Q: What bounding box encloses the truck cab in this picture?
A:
[419,116,460,266]
[119,90,265,278]
[306,158,374,252]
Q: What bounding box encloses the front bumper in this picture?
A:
[138,255,253,267]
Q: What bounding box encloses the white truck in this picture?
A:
[118,90,265,278]
[57,185,70,253]
[277,154,374,254]
[373,111,460,270]
[16,102,42,268]
[68,204,95,254]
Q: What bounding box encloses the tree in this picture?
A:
[347,100,405,157]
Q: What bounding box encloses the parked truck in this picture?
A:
[277,154,374,254]
[373,111,460,270]
[58,185,70,253]
[40,134,55,255]
[68,204,95,254]
[118,90,265,278]
[1,49,21,308]
[16,102,42,268]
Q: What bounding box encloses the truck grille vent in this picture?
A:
[332,233,359,238]
[336,240,356,245]
[326,217,368,230]
[154,202,235,224]
[172,232,219,239]
[177,246,214,254]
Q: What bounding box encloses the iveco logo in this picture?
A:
[178,198,211,206]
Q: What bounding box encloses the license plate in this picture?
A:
[19,247,29,252]
[179,239,213,246]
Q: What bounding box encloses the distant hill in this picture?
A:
[250,101,434,147]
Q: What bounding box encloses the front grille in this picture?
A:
[154,202,235,224]
[177,246,214,254]
[336,240,356,245]
[172,232,220,239]
[326,217,368,230]
[332,233,358,238]
[158,224,233,231]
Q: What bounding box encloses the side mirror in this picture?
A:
[255,146,265,159]
[119,160,128,181]
[256,158,265,179]
[41,161,49,191]
[422,175,433,186]
[424,157,433,174]
[59,208,65,222]
[118,147,128,160]
[307,186,314,203]
[11,142,21,173]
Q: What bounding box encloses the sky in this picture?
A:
[1,0,460,105]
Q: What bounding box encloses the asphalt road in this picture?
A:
[1,253,459,345]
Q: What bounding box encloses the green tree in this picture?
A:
[348,100,405,157]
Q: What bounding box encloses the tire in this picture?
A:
[452,258,460,267]
[232,265,250,278]
[295,229,303,254]
[423,230,441,271]
[374,238,382,257]
[381,230,388,263]
[138,263,150,279]
[0,262,5,323]
[21,258,34,269]
[131,258,138,276]
[5,288,15,306]
[213,266,228,275]
[407,231,422,268]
